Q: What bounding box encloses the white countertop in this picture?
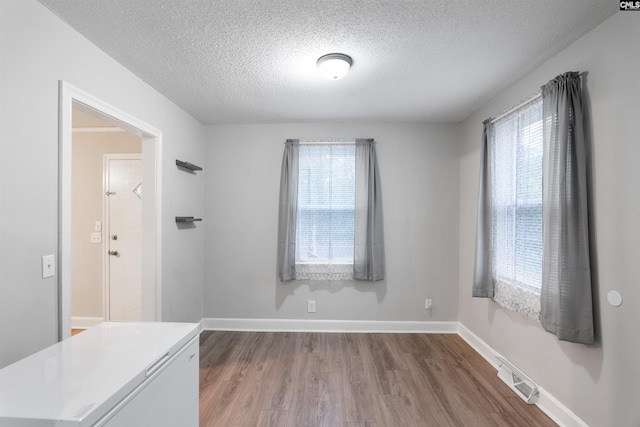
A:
[0,321,199,426]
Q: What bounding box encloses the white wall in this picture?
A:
[458,12,640,427]
[0,0,205,367]
[204,122,460,323]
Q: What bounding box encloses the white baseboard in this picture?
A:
[71,316,103,329]
[457,324,589,427]
[201,318,458,333]
[457,323,501,369]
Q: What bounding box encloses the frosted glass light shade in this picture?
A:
[317,53,352,80]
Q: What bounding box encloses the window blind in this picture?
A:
[296,144,355,263]
[491,98,543,293]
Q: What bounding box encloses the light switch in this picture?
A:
[91,232,102,243]
[95,221,102,232]
[42,254,55,279]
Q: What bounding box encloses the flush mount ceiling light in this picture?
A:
[317,53,352,80]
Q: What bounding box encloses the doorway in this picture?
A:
[104,154,142,321]
[70,111,143,328]
[59,81,163,340]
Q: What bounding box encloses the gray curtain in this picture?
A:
[277,139,299,281]
[472,119,494,297]
[540,72,594,344]
[353,139,385,281]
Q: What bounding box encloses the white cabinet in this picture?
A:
[98,337,199,426]
[0,322,200,427]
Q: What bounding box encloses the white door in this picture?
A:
[105,154,142,321]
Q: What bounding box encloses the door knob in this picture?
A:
[112,235,118,240]
[109,250,119,256]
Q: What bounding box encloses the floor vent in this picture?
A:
[496,356,539,404]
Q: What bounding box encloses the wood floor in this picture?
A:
[199,331,556,427]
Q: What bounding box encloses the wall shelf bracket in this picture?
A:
[176,160,202,171]
[175,216,202,223]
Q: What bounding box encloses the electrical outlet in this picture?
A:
[91,232,102,243]
[425,298,433,317]
[307,300,316,313]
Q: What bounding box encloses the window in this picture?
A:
[278,138,384,282]
[295,143,355,280]
[490,97,543,318]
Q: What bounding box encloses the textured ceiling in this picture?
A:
[38,0,616,125]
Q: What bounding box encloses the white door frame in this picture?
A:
[103,153,143,321]
[59,81,163,340]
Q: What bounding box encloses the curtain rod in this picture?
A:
[490,92,541,124]
[286,139,356,145]
[285,139,374,145]
[301,139,356,145]
[300,141,355,145]
[489,71,584,124]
